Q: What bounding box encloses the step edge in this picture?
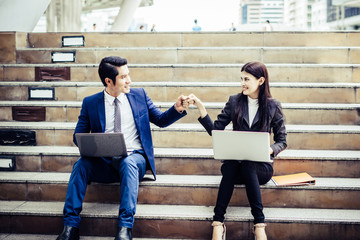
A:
[0,146,359,160]
[1,201,359,224]
[0,172,359,190]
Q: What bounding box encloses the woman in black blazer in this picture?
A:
[189,62,287,240]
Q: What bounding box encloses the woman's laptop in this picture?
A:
[211,130,272,163]
[75,133,127,157]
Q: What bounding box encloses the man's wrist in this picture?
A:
[174,104,183,113]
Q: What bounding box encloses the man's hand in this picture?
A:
[175,95,190,113]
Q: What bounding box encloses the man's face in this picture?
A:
[106,65,131,95]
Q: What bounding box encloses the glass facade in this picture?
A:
[242,5,248,24]
[327,0,360,22]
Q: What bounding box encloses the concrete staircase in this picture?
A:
[0,31,359,240]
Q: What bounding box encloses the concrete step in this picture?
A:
[0,146,359,177]
[1,100,359,125]
[1,63,360,83]
[15,47,360,64]
[1,201,359,239]
[0,122,359,150]
[26,32,360,48]
[3,32,359,65]
[1,172,359,209]
[1,81,359,104]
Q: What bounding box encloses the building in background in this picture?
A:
[239,0,284,30]
[283,0,360,30]
[283,0,315,30]
[327,0,360,29]
[311,0,330,30]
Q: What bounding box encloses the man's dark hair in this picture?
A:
[98,56,127,87]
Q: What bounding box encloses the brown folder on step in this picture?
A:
[272,172,316,186]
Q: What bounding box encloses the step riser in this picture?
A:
[0,33,27,64]
[0,106,80,123]
[27,32,360,48]
[1,215,359,239]
[273,159,360,178]
[6,155,360,178]
[0,130,358,150]
[1,66,360,83]
[278,109,360,125]
[1,85,359,104]
[1,107,359,125]
[16,48,360,64]
[1,182,358,209]
[156,158,360,178]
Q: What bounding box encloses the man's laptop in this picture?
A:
[212,130,272,163]
[75,133,127,157]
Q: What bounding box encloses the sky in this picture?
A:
[133,0,240,31]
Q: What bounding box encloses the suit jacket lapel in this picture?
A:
[97,92,106,132]
[251,110,260,128]
[243,103,250,128]
[243,98,260,129]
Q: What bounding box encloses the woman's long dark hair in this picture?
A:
[233,62,272,131]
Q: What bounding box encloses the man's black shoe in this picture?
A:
[56,226,79,240]
[114,227,132,240]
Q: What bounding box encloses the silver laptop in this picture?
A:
[75,133,128,157]
[212,130,272,163]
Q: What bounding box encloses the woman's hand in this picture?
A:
[188,94,208,118]
[269,147,274,155]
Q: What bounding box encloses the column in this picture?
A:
[60,0,82,32]
[46,0,57,32]
[46,0,82,32]
[111,0,142,32]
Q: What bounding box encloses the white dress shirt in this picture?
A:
[104,90,143,153]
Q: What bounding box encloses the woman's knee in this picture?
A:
[239,161,257,177]
[240,160,257,170]
[240,161,272,184]
[221,161,240,176]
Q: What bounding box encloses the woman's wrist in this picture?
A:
[198,105,207,118]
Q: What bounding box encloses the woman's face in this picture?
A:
[240,71,264,99]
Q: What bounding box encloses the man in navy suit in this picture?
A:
[57,56,188,240]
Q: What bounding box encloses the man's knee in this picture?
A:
[118,156,142,178]
[119,157,137,169]
[118,154,146,180]
[71,157,94,181]
[73,157,92,171]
